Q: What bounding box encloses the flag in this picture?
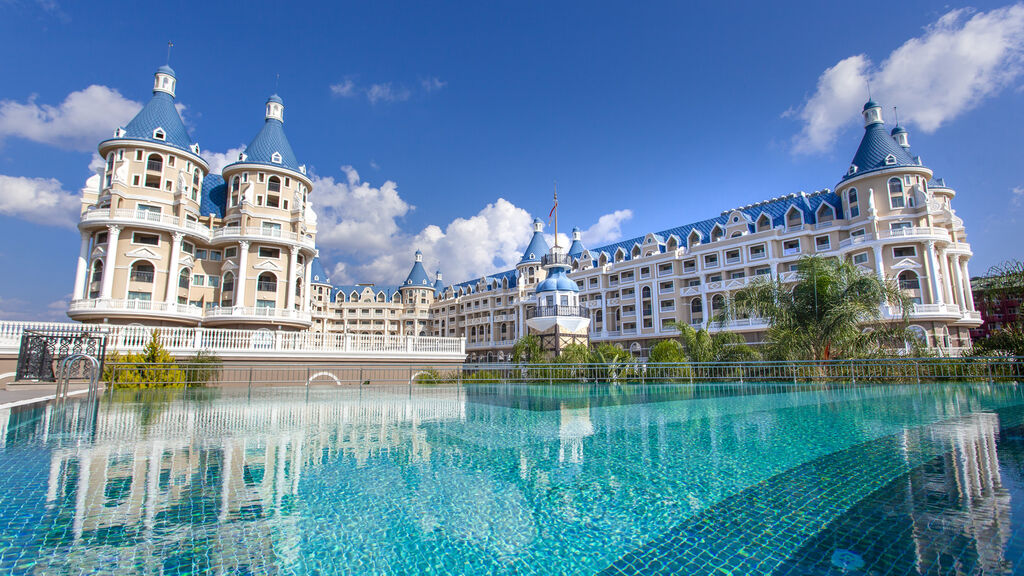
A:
[547,200,557,225]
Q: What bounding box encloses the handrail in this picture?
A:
[56,353,101,404]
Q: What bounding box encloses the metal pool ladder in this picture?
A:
[55,353,101,405]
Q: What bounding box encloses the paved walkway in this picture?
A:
[0,383,91,409]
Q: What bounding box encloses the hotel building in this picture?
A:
[67,66,981,357]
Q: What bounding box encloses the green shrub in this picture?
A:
[104,330,219,388]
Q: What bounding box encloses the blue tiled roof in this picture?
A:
[519,229,549,264]
[863,99,879,111]
[331,285,402,303]
[433,274,445,294]
[536,268,578,293]
[403,256,432,287]
[157,65,175,76]
[199,174,226,218]
[310,257,330,285]
[110,91,194,154]
[229,102,301,172]
[568,227,586,257]
[842,122,919,182]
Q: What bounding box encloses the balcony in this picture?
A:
[256,281,278,292]
[876,226,951,242]
[204,306,312,324]
[130,271,155,283]
[838,233,874,248]
[80,208,212,238]
[783,247,801,256]
[525,305,589,319]
[68,298,203,321]
[540,252,574,267]
[209,225,316,249]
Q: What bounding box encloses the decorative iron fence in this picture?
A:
[16,329,107,382]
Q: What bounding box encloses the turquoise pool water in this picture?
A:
[1,382,1024,574]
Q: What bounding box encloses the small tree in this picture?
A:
[648,339,686,363]
[512,334,547,363]
[104,330,186,388]
[666,322,758,363]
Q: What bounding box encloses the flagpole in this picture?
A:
[553,181,558,249]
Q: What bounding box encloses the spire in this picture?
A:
[568,226,586,257]
[266,94,284,123]
[403,250,430,287]
[229,95,301,172]
[890,108,909,148]
[862,99,883,126]
[112,63,195,154]
[153,64,177,98]
[520,219,549,264]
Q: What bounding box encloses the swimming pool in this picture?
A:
[1,382,1023,574]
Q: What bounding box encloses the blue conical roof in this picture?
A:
[310,257,330,285]
[567,227,585,257]
[403,252,431,287]
[112,80,194,154]
[536,268,579,293]
[842,121,919,182]
[229,96,301,172]
[433,272,445,294]
[519,220,549,264]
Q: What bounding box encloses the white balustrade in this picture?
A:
[0,320,465,358]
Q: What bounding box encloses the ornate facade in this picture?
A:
[67,67,980,356]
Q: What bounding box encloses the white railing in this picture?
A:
[81,208,212,237]
[877,227,951,242]
[838,233,875,248]
[69,298,203,318]
[210,226,316,248]
[0,320,465,359]
[204,306,312,322]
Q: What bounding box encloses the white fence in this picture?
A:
[0,320,466,361]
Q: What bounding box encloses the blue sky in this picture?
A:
[1,0,1022,320]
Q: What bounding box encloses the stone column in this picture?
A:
[303,255,312,312]
[165,232,183,305]
[650,284,660,333]
[951,255,966,311]
[73,231,91,300]
[939,250,956,307]
[235,241,249,308]
[872,246,885,280]
[961,258,976,311]
[100,225,121,299]
[700,284,710,326]
[924,241,943,305]
[287,248,298,310]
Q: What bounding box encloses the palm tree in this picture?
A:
[511,334,546,363]
[664,322,758,363]
[730,255,910,361]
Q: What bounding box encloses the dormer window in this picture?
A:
[271,152,282,164]
[153,128,166,141]
[884,154,896,166]
[848,165,858,176]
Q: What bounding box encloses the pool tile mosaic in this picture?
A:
[0,383,1022,574]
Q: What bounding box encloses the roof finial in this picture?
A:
[893,106,899,125]
[275,73,280,93]
[549,180,559,249]
[866,79,872,100]
[166,41,173,65]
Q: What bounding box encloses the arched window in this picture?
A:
[257,272,277,292]
[90,260,103,283]
[268,176,281,193]
[144,154,162,188]
[888,178,905,209]
[191,169,201,201]
[130,261,155,283]
[631,245,641,258]
[711,225,724,242]
[757,214,771,232]
[898,270,920,290]
[222,272,235,293]
[711,294,725,312]
[847,188,859,218]
[667,236,678,251]
[816,204,834,223]
[595,310,603,323]
[907,325,928,346]
[691,298,702,316]
[641,286,651,299]
[179,269,190,290]
[230,177,240,206]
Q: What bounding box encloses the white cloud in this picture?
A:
[330,79,357,98]
[367,83,411,104]
[790,4,1024,154]
[581,209,633,245]
[0,85,142,152]
[421,77,447,93]
[311,168,631,287]
[1013,186,1024,207]
[201,145,246,175]
[0,173,81,227]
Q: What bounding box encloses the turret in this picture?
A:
[891,124,909,148]
[153,65,176,98]
[863,99,883,126]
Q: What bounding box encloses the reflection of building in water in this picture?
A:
[907,413,1012,574]
[16,388,466,574]
[558,402,593,464]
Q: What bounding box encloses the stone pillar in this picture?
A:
[165,232,183,305]
[939,250,956,307]
[872,246,885,280]
[650,284,660,333]
[235,241,249,308]
[287,248,298,310]
[925,241,943,305]
[100,225,121,299]
[961,258,976,311]
[73,231,91,300]
[951,255,966,311]
[303,255,312,312]
[700,285,710,326]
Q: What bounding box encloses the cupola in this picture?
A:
[862,99,883,126]
[266,94,284,123]
[891,124,909,148]
[153,65,177,98]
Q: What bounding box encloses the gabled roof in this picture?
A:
[110,90,194,154]
[228,98,301,173]
[310,257,330,285]
[331,284,402,303]
[199,174,226,218]
[842,122,919,182]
